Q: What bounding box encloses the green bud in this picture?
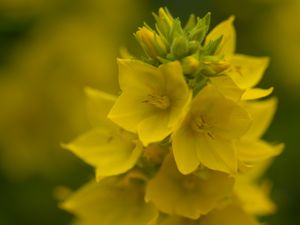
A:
[184,14,196,32]
[153,7,174,41]
[187,13,211,43]
[171,36,189,58]
[200,59,230,77]
[202,35,223,56]
[181,56,200,74]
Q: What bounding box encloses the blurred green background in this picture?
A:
[0,0,299,225]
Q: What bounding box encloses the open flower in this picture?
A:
[172,84,251,174]
[108,59,191,146]
[146,154,234,219]
[61,176,158,225]
[63,88,143,179]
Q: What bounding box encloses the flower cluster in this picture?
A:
[62,8,283,225]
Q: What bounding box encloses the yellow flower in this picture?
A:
[206,17,273,101]
[61,176,158,225]
[172,84,251,174]
[235,161,277,216]
[146,154,234,219]
[63,88,143,179]
[237,98,284,169]
[109,59,191,146]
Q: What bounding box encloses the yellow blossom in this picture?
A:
[61,177,158,225]
[63,88,143,179]
[109,59,191,146]
[146,154,234,219]
[238,98,284,168]
[172,84,251,174]
[235,161,277,216]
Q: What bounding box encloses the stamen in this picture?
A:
[143,94,170,109]
[191,115,215,139]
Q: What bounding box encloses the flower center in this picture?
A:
[144,94,170,109]
[191,115,215,139]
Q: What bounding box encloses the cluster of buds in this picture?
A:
[61,8,283,225]
[135,8,232,95]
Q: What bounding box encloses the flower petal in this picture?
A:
[196,136,238,174]
[241,87,273,100]
[238,140,284,165]
[205,16,236,55]
[138,112,171,146]
[210,75,244,101]
[172,125,200,174]
[235,180,276,216]
[108,92,156,133]
[63,128,142,177]
[117,58,164,92]
[242,97,277,140]
[228,55,270,89]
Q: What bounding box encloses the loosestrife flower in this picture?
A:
[62,7,283,225]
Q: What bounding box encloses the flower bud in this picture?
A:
[135,27,167,59]
[201,59,230,77]
[171,36,189,58]
[181,56,200,74]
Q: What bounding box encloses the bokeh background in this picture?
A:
[0,0,299,224]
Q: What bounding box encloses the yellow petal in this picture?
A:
[146,155,234,219]
[63,128,142,177]
[228,55,270,89]
[85,87,117,128]
[62,178,158,225]
[205,16,236,55]
[241,87,273,100]
[235,180,276,216]
[108,92,156,133]
[210,76,244,101]
[196,136,238,174]
[242,97,277,140]
[117,58,164,92]
[172,125,200,174]
[238,140,284,164]
[199,204,260,225]
[159,61,192,127]
[138,112,172,146]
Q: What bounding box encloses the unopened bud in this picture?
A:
[171,36,189,58]
[181,56,200,74]
[201,60,230,76]
[135,27,167,59]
